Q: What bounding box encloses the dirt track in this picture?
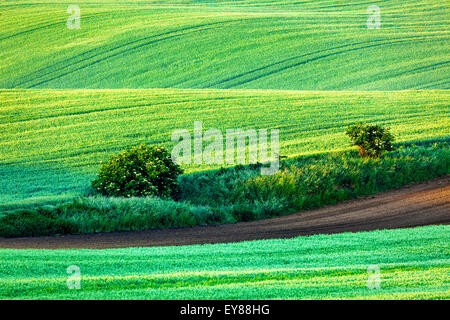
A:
[0,176,449,249]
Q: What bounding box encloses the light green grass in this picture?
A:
[0,1,448,301]
[1,89,449,206]
[0,1,448,90]
[2,146,446,236]
[0,225,449,299]
[1,0,449,205]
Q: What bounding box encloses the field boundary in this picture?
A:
[0,175,448,249]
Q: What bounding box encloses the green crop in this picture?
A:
[0,1,448,90]
[0,225,449,300]
[1,89,448,207]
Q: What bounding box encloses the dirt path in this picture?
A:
[1,176,449,249]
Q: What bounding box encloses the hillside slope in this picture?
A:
[0,0,448,89]
[0,225,449,299]
[1,89,448,206]
[1,176,448,249]
[1,89,448,170]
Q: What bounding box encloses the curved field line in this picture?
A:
[14,19,240,86]
[0,12,108,42]
[390,61,450,78]
[223,38,440,88]
[312,60,450,90]
[420,79,450,89]
[207,34,444,88]
[15,20,238,86]
[16,20,240,88]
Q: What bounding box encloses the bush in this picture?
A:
[346,123,395,157]
[1,143,448,238]
[92,144,183,198]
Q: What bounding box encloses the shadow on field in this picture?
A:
[0,175,448,249]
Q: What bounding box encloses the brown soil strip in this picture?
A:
[0,176,449,249]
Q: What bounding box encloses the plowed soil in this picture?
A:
[1,176,448,249]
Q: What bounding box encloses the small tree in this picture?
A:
[92,144,183,198]
[346,123,395,158]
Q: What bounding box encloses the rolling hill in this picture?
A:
[0,0,448,205]
[1,89,448,206]
[0,0,449,301]
[0,0,448,90]
[1,225,449,299]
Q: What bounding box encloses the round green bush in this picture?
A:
[346,123,395,158]
[92,144,183,198]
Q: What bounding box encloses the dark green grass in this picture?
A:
[0,0,448,300]
[1,144,448,237]
[177,143,450,211]
[0,165,91,210]
[0,225,448,299]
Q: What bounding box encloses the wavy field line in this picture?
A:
[0,12,109,42]
[2,1,448,89]
[388,61,450,80]
[420,79,450,89]
[17,20,241,88]
[15,19,240,87]
[223,37,442,88]
[206,34,444,88]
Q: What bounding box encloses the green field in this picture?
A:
[0,0,448,90]
[0,0,449,300]
[0,225,449,299]
[0,0,449,205]
[1,89,449,206]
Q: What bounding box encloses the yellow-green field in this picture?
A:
[0,0,449,301]
[0,0,448,90]
[1,89,449,206]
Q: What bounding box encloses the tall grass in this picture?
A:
[179,143,450,214]
[59,196,225,233]
[1,144,448,237]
